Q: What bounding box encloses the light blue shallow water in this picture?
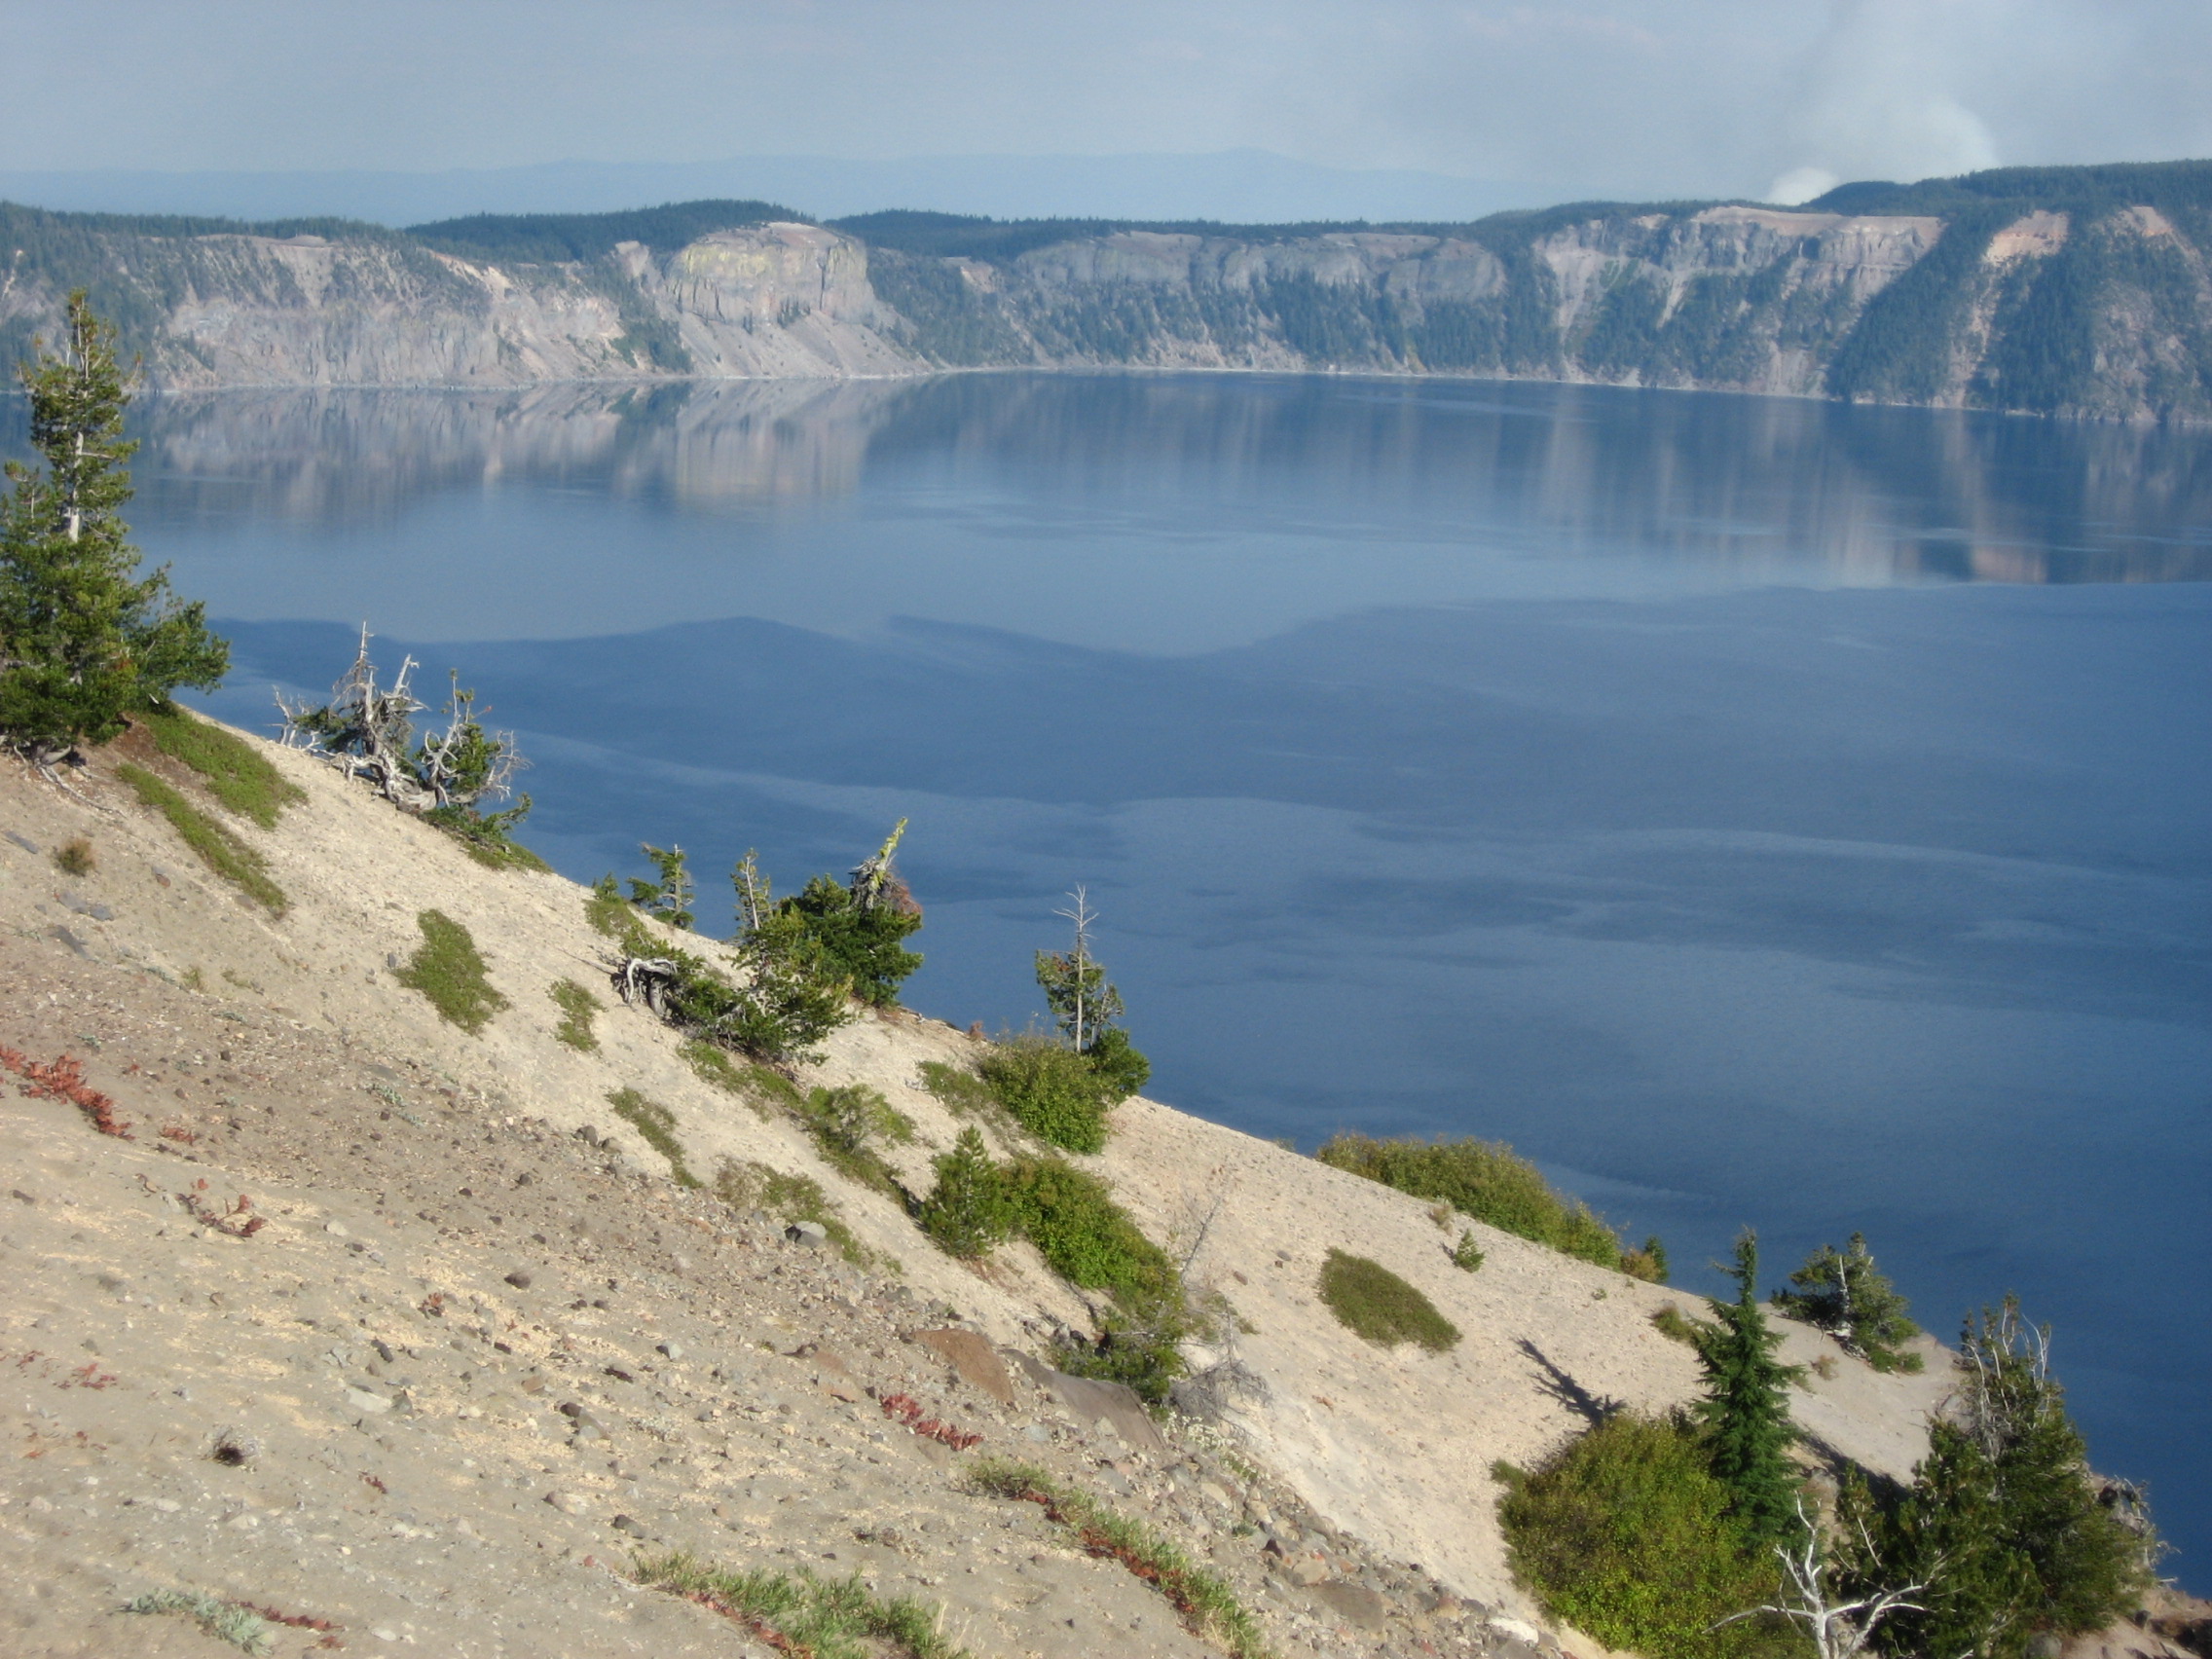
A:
[30,372,2210,1570]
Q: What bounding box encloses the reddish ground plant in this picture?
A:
[877,1391,982,1451]
[1,1046,132,1137]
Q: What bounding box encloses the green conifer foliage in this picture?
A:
[1775,1232,1923,1372]
[1872,1300,2153,1659]
[918,1127,1014,1258]
[1693,1230,1803,1548]
[0,292,227,756]
[779,821,924,1007]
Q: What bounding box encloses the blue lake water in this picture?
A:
[30,373,2212,1569]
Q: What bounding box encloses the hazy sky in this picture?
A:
[2,0,2205,203]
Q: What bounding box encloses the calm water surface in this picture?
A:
[36,374,2212,1568]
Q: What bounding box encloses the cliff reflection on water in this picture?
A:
[105,373,2212,590]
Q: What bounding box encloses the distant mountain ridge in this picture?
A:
[2,158,2208,420]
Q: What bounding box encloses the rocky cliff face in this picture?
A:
[5,184,2209,418]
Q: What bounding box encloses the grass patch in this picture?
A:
[1495,1412,1792,1659]
[115,762,287,912]
[917,1057,996,1116]
[681,1040,799,1115]
[585,879,636,938]
[977,1035,1114,1153]
[392,909,506,1032]
[969,1459,1270,1659]
[1317,1248,1460,1352]
[793,1083,913,1193]
[632,1549,965,1659]
[138,704,304,830]
[54,834,95,875]
[1317,1132,1626,1271]
[608,1088,700,1188]
[549,978,602,1051]
[121,1588,276,1655]
[713,1159,893,1272]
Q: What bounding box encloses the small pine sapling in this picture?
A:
[628,843,697,930]
[919,1127,1014,1258]
[779,819,924,1007]
[1034,886,1151,1101]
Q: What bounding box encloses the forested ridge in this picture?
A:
[2,159,2207,419]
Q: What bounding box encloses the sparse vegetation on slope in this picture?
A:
[1316,1132,1635,1271]
[115,761,286,912]
[969,1459,1272,1659]
[606,1087,700,1188]
[547,977,601,1051]
[631,1549,967,1659]
[138,703,303,828]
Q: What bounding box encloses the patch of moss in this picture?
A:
[607,1087,699,1187]
[138,703,305,829]
[393,909,506,1033]
[115,762,287,912]
[549,978,602,1051]
[1317,1248,1460,1353]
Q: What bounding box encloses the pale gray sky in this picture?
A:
[1,0,2205,206]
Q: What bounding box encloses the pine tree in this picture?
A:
[1035,885,1150,1100]
[1775,1233,1923,1372]
[1874,1300,2154,1659]
[0,292,227,760]
[780,821,923,1007]
[1695,1229,1803,1547]
[918,1127,1012,1258]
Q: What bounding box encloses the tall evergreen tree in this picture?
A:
[0,291,226,760]
[1695,1229,1803,1547]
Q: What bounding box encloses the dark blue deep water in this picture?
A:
[42,374,2212,1570]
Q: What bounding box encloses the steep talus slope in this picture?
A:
[0,714,1955,1657]
[5,158,2210,415]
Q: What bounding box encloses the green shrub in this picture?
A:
[549,978,601,1051]
[1622,1234,1672,1284]
[53,834,94,875]
[121,1588,276,1655]
[1496,1412,1791,1659]
[793,1083,913,1192]
[1773,1234,1922,1373]
[1084,1025,1151,1099]
[1001,1154,1187,1400]
[1452,1231,1486,1272]
[116,761,286,911]
[783,870,922,1007]
[917,1058,996,1117]
[1315,1132,1626,1270]
[1653,1304,1719,1351]
[392,908,506,1032]
[979,1035,1113,1153]
[138,703,302,828]
[585,872,633,937]
[1317,1249,1460,1352]
[422,800,548,871]
[631,1549,966,1659]
[607,1087,699,1188]
[918,1126,1014,1258]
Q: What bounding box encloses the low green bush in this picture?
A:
[793,1083,913,1192]
[1318,1249,1460,1352]
[392,909,506,1032]
[549,978,601,1051]
[1452,1231,1486,1272]
[917,1058,996,1117]
[1316,1133,1626,1270]
[116,761,287,911]
[682,1040,797,1116]
[631,1548,965,1659]
[422,800,548,871]
[607,1087,699,1188]
[978,1036,1113,1153]
[1772,1233,1922,1373]
[1652,1304,1719,1351]
[1496,1412,1793,1659]
[138,703,305,829]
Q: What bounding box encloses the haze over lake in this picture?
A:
[26,372,2206,1563]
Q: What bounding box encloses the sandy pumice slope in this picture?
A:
[0,712,1955,1658]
